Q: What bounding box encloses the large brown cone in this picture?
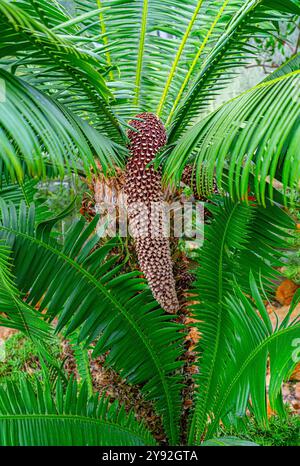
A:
[124,113,179,313]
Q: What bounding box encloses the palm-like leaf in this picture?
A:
[0,0,299,447]
[0,69,124,181]
[167,0,300,140]
[12,0,73,29]
[68,329,94,397]
[0,200,183,444]
[1,0,298,187]
[163,65,300,205]
[263,51,300,81]
[188,197,295,443]
[69,0,244,119]
[0,0,124,141]
[0,377,156,445]
[205,279,300,439]
[235,202,295,293]
[0,175,39,207]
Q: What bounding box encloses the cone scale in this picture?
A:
[124,113,179,313]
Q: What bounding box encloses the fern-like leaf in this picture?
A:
[0,200,183,444]
[0,377,156,445]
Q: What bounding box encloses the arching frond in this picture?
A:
[0,0,124,141]
[168,0,300,140]
[155,0,232,118]
[13,0,73,29]
[0,177,38,205]
[263,51,300,81]
[163,69,300,206]
[0,201,183,444]
[0,70,124,181]
[0,377,156,446]
[187,197,295,443]
[68,329,94,397]
[205,279,300,439]
[188,199,251,444]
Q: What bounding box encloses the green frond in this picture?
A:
[168,0,300,140]
[0,377,156,445]
[206,278,300,438]
[263,51,300,81]
[0,177,38,207]
[134,0,149,106]
[70,0,241,119]
[0,241,58,361]
[164,0,232,125]
[156,0,205,116]
[0,69,125,181]
[163,69,300,206]
[188,198,253,443]
[188,197,294,443]
[0,200,183,444]
[3,0,298,135]
[234,203,295,294]
[14,0,73,29]
[0,0,124,141]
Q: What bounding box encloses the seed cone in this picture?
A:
[124,113,179,313]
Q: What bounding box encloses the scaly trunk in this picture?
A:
[125,113,179,313]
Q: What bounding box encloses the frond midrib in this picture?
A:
[96,0,114,80]
[166,0,230,125]
[0,1,123,141]
[157,0,204,116]
[168,0,295,140]
[134,0,149,106]
[172,61,300,141]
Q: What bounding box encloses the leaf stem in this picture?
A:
[134,0,149,106]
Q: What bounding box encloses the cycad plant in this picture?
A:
[0,0,299,446]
